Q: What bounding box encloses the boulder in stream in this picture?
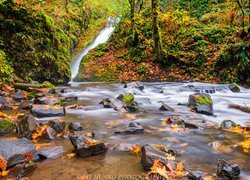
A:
[115,122,144,135]
[34,95,61,106]
[0,138,36,167]
[216,159,240,179]
[47,119,65,133]
[123,81,144,91]
[68,122,83,132]
[70,134,106,157]
[188,93,214,116]
[38,146,64,159]
[220,120,237,129]
[159,104,175,112]
[31,104,65,118]
[12,162,37,178]
[141,144,172,171]
[16,114,39,138]
[99,98,115,108]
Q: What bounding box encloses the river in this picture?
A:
[28,82,250,179]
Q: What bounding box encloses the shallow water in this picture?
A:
[28,82,250,179]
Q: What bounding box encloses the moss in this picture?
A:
[123,93,134,106]
[0,119,16,133]
[193,95,213,104]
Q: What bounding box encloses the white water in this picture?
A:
[70,17,120,82]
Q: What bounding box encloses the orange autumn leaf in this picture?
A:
[32,125,48,139]
[66,153,77,158]
[0,156,7,171]
[148,160,169,179]
[176,162,184,172]
[0,170,9,177]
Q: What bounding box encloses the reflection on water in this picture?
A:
[30,82,250,179]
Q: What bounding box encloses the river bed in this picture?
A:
[27,82,250,179]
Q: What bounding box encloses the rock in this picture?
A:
[68,122,83,132]
[221,120,237,129]
[113,143,137,151]
[228,83,240,93]
[16,114,39,137]
[42,126,56,140]
[124,81,144,91]
[0,138,36,167]
[115,122,144,135]
[70,134,106,157]
[141,144,170,171]
[216,159,240,179]
[34,95,61,106]
[63,96,78,102]
[12,162,37,178]
[179,85,228,94]
[184,122,199,129]
[19,101,32,110]
[0,96,12,110]
[185,170,203,180]
[159,104,175,112]
[99,98,114,108]
[13,90,27,102]
[38,146,64,159]
[47,119,65,133]
[188,93,214,116]
[31,105,65,118]
[163,117,185,128]
[0,119,16,135]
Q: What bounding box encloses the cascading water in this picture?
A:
[70,17,120,83]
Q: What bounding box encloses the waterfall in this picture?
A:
[70,17,120,83]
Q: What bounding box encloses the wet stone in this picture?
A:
[141,144,170,171]
[31,105,65,118]
[13,162,37,178]
[42,126,56,140]
[68,122,83,132]
[0,138,36,167]
[188,93,214,116]
[70,134,106,157]
[113,143,137,151]
[34,95,61,106]
[99,98,115,108]
[115,122,144,135]
[13,90,27,102]
[47,119,65,133]
[19,101,32,110]
[216,159,241,179]
[221,120,237,129]
[38,146,64,159]
[185,170,203,180]
[16,114,39,137]
[159,104,175,112]
[123,81,144,91]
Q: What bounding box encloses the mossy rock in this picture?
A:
[0,119,16,135]
[193,95,213,104]
[123,93,134,106]
[221,120,237,129]
[188,93,214,116]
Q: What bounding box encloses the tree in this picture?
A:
[235,0,248,37]
[152,0,162,62]
[128,0,144,46]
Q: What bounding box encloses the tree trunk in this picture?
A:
[152,0,162,62]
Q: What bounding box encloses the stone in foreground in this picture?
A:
[141,144,170,171]
[188,93,214,116]
[115,122,144,135]
[70,134,106,157]
[0,138,36,167]
[216,159,240,179]
[31,104,65,118]
[38,146,64,159]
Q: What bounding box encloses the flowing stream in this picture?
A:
[70,17,120,81]
[28,82,250,179]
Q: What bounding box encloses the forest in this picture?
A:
[0,0,249,179]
